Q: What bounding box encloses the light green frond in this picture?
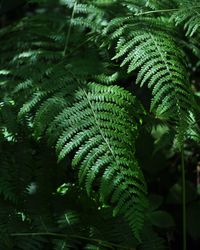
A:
[106,15,195,144]
[51,83,148,239]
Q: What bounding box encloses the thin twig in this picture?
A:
[135,6,200,16]
[63,1,77,56]
[134,8,178,16]
[10,232,136,250]
[181,146,187,250]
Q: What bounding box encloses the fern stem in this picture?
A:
[11,232,136,250]
[83,89,117,162]
[135,6,200,16]
[63,1,77,56]
[135,8,178,16]
[181,146,187,250]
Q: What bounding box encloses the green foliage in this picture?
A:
[171,0,200,37]
[107,16,192,120]
[52,83,148,238]
[1,0,200,249]
[104,3,198,147]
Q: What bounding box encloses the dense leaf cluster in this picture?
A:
[1,0,200,249]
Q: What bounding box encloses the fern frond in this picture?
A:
[95,72,119,84]
[33,96,68,138]
[49,83,148,239]
[106,15,195,145]
[121,0,148,15]
[171,0,200,37]
[66,1,106,32]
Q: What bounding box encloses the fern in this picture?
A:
[107,17,192,117]
[171,0,200,37]
[1,0,200,248]
[63,0,107,33]
[46,83,148,239]
[105,14,195,145]
[145,0,178,10]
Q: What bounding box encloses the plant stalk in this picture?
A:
[63,1,77,56]
[10,232,135,250]
[181,146,186,250]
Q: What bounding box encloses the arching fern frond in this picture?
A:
[171,0,200,37]
[47,83,148,239]
[105,16,195,145]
